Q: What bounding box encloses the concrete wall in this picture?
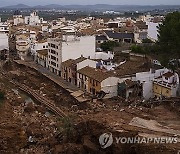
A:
[77,59,96,70]
[101,77,120,98]
[14,17,24,26]
[31,42,48,59]
[48,38,62,75]
[0,33,8,50]
[146,22,159,41]
[61,36,96,62]
[136,68,168,100]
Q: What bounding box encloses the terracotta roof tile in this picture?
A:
[78,66,112,82]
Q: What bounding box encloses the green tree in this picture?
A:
[100,41,119,51]
[157,12,180,58]
[131,45,145,54]
[142,38,153,43]
[58,116,75,141]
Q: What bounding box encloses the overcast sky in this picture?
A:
[1,0,180,6]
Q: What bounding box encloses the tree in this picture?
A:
[142,38,153,43]
[131,45,145,54]
[58,116,75,141]
[157,12,180,58]
[100,41,119,51]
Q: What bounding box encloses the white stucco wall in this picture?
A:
[61,36,96,62]
[90,51,114,60]
[77,59,96,70]
[14,17,24,26]
[136,68,168,100]
[48,38,62,74]
[101,77,120,98]
[31,42,48,60]
[0,33,8,50]
[146,22,159,41]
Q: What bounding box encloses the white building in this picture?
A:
[0,22,9,34]
[101,77,120,98]
[25,12,43,26]
[146,22,159,42]
[61,35,95,61]
[47,35,96,75]
[77,58,96,70]
[13,15,24,26]
[135,68,169,100]
[30,40,48,61]
[48,38,62,75]
[0,33,9,51]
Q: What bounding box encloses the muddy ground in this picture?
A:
[0,61,180,154]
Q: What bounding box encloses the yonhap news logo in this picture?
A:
[99,133,178,149]
[99,133,113,149]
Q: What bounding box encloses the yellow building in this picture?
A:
[77,66,120,98]
[153,72,179,98]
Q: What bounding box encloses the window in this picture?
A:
[166,90,169,94]
[51,55,56,61]
[43,45,45,48]
[51,43,56,48]
[51,50,56,54]
[51,61,56,67]
[165,77,168,80]
[93,80,95,86]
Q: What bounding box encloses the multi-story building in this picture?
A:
[134,20,148,43]
[37,49,48,68]
[47,34,96,75]
[13,10,24,26]
[153,71,179,98]
[25,12,43,26]
[77,66,120,98]
[30,40,48,61]
[61,56,96,85]
[48,38,62,75]
[0,22,9,34]
[16,33,30,59]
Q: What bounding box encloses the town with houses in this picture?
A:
[0,5,180,154]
